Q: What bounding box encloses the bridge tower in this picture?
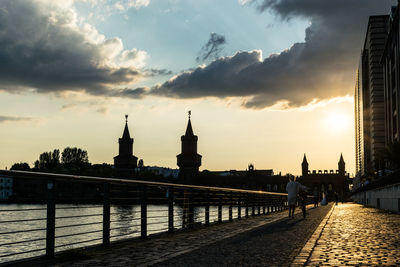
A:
[114,115,138,176]
[177,111,202,182]
[338,153,345,176]
[302,154,309,177]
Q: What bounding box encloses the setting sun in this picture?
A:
[324,112,351,132]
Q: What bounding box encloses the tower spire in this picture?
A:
[338,153,345,176]
[114,114,138,174]
[302,153,309,176]
[122,115,131,139]
[177,111,201,182]
[339,153,345,163]
[302,153,308,163]
[185,111,194,136]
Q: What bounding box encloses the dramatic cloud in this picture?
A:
[147,0,396,108]
[0,0,160,97]
[196,33,227,63]
[0,115,33,123]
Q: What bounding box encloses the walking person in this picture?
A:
[313,188,319,208]
[320,191,328,206]
[298,186,308,218]
[286,176,299,218]
[334,191,339,205]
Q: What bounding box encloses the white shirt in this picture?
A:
[286,181,300,199]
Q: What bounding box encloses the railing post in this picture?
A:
[238,193,241,219]
[263,195,266,215]
[168,186,174,233]
[257,195,261,215]
[252,195,255,216]
[218,192,222,223]
[229,193,233,222]
[102,182,110,247]
[205,191,209,226]
[141,185,147,238]
[245,193,249,218]
[46,180,55,258]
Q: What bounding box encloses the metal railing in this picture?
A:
[0,170,288,264]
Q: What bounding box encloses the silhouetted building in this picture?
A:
[114,115,138,177]
[382,5,400,146]
[212,165,274,177]
[199,165,285,192]
[0,175,13,200]
[298,154,350,200]
[137,166,179,179]
[177,112,202,182]
[355,15,390,176]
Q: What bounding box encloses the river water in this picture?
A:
[0,204,238,263]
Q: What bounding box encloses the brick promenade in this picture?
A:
[297,203,400,266]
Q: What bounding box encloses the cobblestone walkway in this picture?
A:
[156,205,332,267]
[37,204,331,267]
[302,203,400,266]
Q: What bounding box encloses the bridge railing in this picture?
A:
[0,170,288,264]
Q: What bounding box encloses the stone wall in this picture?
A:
[352,183,400,213]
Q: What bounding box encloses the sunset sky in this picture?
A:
[0,0,396,175]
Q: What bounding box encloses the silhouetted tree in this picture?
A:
[10,162,30,171]
[34,149,60,170]
[61,147,89,165]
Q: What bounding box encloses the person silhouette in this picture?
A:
[286,176,299,218]
[320,191,328,206]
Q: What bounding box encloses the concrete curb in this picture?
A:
[290,204,336,266]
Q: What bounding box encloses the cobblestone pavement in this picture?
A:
[34,204,332,267]
[155,205,332,267]
[303,203,400,266]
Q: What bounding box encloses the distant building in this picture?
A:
[382,5,400,146]
[177,112,202,183]
[114,115,138,178]
[0,175,13,200]
[138,166,179,179]
[212,164,274,177]
[298,154,350,200]
[355,15,390,176]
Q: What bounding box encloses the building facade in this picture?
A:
[355,15,390,177]
[382,6,400,145]
[0,175,13,200]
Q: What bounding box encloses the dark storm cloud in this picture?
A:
[0,115,33,123]
[196,33,227,63]
[148,0,395,108]
[0,0,142,96]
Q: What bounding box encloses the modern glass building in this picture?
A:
[355,15,390,177]
[382,6,400,146]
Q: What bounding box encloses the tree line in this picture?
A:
[10,147,114,177]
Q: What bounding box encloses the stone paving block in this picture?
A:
[298,203,400,266]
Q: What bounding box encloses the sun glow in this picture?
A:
[324,111,351,133]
